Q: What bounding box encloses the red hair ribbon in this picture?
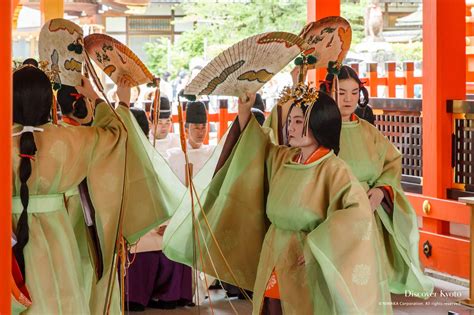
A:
[319,80,332,92]
[359,80,368,88]
[70,93,83,101]
[19,154,35,161]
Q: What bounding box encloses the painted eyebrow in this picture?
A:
[290,115,304,119]
[339,88,359,92]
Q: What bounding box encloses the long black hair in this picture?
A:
[288,91,342,155]
[57,85,88,119]
[320,65,369,107]
[13,66,52,277]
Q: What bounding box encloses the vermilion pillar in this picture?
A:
[307,0,340,85]
[422,0,465,199]
[1,1,12,313]
[422,0,465,234]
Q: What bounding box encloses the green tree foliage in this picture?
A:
[145,38,189,78]
[341,0,368,46]
[145,0,371,78]
[391,42,422,61]
[146,0,308,78]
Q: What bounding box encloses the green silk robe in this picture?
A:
[339,118,434,296]
[12,101,126,314]
[117,102,226,304]
[164,116,392,314]
[48,102,188,315]
[116,104,187,243]
[58,120,99,314]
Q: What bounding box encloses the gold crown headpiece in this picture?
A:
[277,82,319,136]
[277,82,319,109]
[38,60,62,90]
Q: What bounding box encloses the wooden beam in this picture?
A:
[422,0,465,199]
[40,0,64,23]
[419,231,470,279]
[1,0,12,313]
[407,193,471,225]
[306,0,340,85]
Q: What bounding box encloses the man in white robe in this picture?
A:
[150,96,180,158]
[166,101,215,185]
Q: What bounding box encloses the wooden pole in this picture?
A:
[1,0,12,313]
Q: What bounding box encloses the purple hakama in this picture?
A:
[125,251,192,306]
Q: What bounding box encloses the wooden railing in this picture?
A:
[408,193,471,279]
[349,61,422,98]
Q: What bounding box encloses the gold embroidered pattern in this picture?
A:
[353,220,373,241]
[352,264,371,286]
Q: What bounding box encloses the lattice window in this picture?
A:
[128,17,172,32]
[374,113,423,179]
[454,118,474,188]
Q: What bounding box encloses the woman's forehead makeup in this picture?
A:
[339,79,359,90]
[289,106,304,119]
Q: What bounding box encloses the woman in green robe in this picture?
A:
[55,83,123,315]
[321,65,434,296]
[164,89,392,314]
[56,84,102,312]
[11,66,127,314]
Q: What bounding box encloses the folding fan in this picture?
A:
[38,18,84,86]
[299,16,352,70]
[84,34,154,87]
[184,32,310,98]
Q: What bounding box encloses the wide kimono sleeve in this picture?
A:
[305,161,393,314]
[81,100,127,275]
[115,104,187,243]
[370,127,434,295]
[59,100,127,314]
[263,104,284,145]
[163,116,279,291]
